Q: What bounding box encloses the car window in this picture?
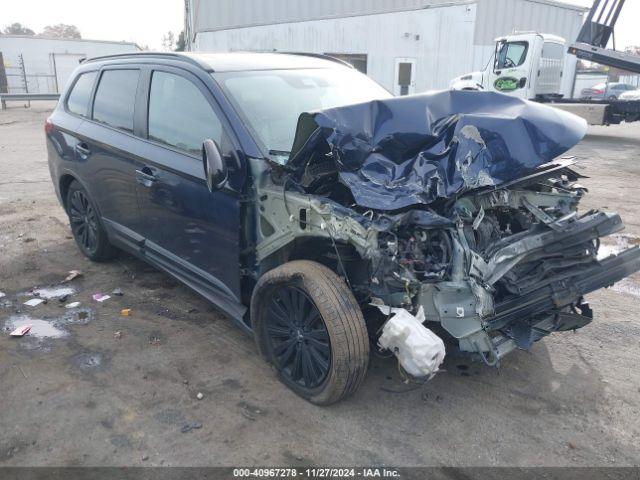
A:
[148,71,223,156]
[66,71,98,117]
[92,69,140,133]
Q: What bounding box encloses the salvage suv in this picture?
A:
[46,52,640,405]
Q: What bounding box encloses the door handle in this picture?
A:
[75,143,91,157]
[135,166,156,187]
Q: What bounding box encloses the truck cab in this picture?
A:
[451,33,566,100]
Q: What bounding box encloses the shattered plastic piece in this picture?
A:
[378,308,446,379]
[63,270,82,282]
[10,325,32,337]
[287,91,587,210]
[23,298,44,307]
[65,301,81,309]
[92,293,110,302]
[120,308,131,316]
[114,331,122,339]
[196,392,204,400]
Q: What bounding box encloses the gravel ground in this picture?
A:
[1,101,639,467]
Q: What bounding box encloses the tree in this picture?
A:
[3,23,35,35]
[40,24,81,39]
[161,31,175,51]
[175,31,186,52]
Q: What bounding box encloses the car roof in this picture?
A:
[83,51,354,72]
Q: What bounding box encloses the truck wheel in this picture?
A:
[66,180,114,261]
[251,260,369,405]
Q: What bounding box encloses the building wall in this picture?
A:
[191,0,585,97]
[190,0,471,34]
[0,36,140,94]
[195,4,478,93]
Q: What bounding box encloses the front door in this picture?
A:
[488,40,532,99]
[134,67,245,318]
[394,58,416,96]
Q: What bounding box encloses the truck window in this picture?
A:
[92,70,140,133]
[496,41,528,69]
[542,42,565,60]
[66,71,98,117]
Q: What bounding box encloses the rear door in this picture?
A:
[133,66,245,317]
[77,67,147,251]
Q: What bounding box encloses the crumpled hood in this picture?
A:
[287,90,587,211]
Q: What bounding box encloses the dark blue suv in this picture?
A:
[46,52,392,404]
[47,52,640,404]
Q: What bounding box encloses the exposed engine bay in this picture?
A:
[248,91,640,372]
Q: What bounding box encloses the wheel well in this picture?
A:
[256,238,371,301]
[59,174,76,210]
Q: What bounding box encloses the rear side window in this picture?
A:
[92,70,140,132]
[66,71,98,117]
[542,42,565,60]
[148,71,222,155]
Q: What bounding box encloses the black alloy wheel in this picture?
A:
[68,189,99,255]
[251,260,369,405]
[265,285,331,389]
[65,180,114,261]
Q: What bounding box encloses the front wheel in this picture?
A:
[251,260,369,405]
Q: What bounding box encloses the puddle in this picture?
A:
[598,234,640,298]
[73,352,104,370]
[598,234,640,260]
[610,277,640,299]
[3,308,95,345]
[28,286,76,300]
[5,316,68,338]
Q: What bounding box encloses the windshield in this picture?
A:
[215,68,392,163]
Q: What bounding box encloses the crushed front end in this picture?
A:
[251,91,640,368]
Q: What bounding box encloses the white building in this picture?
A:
[185,0,587,98]
[0,35,141,95]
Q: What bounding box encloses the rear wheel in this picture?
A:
[251,260,369,405]
[66,180,114,261]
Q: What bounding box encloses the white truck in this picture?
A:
[450,31,640,125]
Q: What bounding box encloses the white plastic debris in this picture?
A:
[0,292,6,298]
[92,293,110,302]
[23,298,44,307]
[378,307,446,379]
[65,301,81,309]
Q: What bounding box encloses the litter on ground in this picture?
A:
[92,293,111,302]
[63,270,82,282]
[120,308,131,316]
[24,298,44,307]
[10,325,32,337]
[65,301,81,309]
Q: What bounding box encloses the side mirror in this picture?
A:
[202,139,227,192]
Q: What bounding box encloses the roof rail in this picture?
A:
[82,52,204,68]
[274,52,354,69]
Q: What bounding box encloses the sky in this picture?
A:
[1,0,185,50]
[1,0,638,51]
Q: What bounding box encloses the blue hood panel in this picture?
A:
[288,91,587,211]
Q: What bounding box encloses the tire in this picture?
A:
[251,260,369,405]
[65,180,114,262]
